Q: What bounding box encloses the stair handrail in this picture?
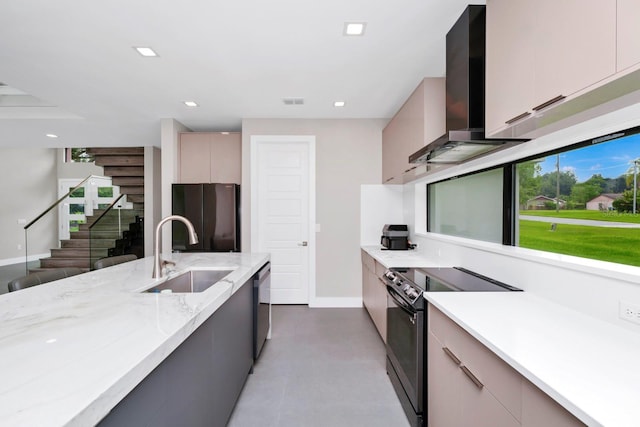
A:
[88,193,127,230]
[24,174,97,230]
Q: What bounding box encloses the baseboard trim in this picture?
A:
[0,253,49,267]
[308,297,363,308]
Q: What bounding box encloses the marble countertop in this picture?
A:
[0,252,269,427]
[426,292,640,427]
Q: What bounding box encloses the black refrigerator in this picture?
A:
[172,183,240,252]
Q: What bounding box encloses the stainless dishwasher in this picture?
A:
[253,262,271,360]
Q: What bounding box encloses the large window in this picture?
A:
[516,130,640,267]
[427,127,640,268]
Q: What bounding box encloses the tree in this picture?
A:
[518,160,542,208]
[539,170,577,198]
[570,183,601,205]
[605,176,628,193]
[584,174,607,192]
[612,190,635,212]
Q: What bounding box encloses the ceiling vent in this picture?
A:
[283,98,304,105]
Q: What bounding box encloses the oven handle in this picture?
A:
[386,286,418,317]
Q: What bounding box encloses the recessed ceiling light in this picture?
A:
[221,132,230,135]
[184,101,198,107]
[344,22,366,36]
[334,101,346,107]
[134,47,158,57]
[46,134,58,138]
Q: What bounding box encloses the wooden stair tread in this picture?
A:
[103,166,144,177]
[86,147,144,156]
[117,186,144,195]
[112,177,144,186]
[94,156,144,167]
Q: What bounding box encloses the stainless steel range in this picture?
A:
[383,267,521,427]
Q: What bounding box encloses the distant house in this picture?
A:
[526,195,567,210]
[586,193,622,211]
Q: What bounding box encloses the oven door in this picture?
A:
[386,286,424,414]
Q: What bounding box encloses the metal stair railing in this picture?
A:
[89,194,144,270]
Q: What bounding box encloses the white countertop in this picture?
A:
[426,292,640,427]
[0,252,269,427]
[361,245,443,268]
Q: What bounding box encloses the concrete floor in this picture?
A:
[228,305,410,427]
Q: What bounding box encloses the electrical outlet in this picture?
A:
[619,301,640,325]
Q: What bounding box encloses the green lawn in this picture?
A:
[519,220,640,266]
[520,209,640,224]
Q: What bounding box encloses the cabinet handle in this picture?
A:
[460,365,484,389]
[532,95,566,111]
[442,347,461,365]
[385,177,394,183]
[504,111,531,125]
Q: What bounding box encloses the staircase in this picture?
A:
[35,147,145,271]
[89,147,145,209]
[38,210,144,270]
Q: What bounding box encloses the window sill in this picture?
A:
[415,231,640,285]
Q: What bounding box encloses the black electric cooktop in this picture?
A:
[391,267,522,293]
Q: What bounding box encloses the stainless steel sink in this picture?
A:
[145,269,234,293]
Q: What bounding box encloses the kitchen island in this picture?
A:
[0,252,269,427]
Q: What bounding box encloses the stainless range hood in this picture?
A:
[409,5,528,165]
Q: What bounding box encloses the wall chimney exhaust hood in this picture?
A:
[409,5,528,165]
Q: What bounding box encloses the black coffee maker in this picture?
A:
[380,224,409,250]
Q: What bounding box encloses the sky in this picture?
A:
[538,132,640,182]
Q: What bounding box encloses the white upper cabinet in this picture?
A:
[179,132,241,184]
[382,78,444,183]
[617,0,640,71]
[485,0,535,135]
[485,0,617,136]
[532,0,616,109]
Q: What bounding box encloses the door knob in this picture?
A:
[298,241,308,247]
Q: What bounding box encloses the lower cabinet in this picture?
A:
[98,279,253,427]
[427,304,584,427]
[361,250,387,342]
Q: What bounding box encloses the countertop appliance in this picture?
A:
[408,5,528,165]
[253,262,271,360]
[381,224,410,250]
[172,183,240,252]
[383,266,521,427]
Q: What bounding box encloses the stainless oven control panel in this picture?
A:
[384,269,422,305]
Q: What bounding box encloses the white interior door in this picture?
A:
[252,136,315,304]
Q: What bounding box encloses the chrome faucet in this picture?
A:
[153,215,199,278]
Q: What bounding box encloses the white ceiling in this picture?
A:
[0,0,483,148]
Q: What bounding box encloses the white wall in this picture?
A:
[56,148,103,179]
[144,146,162,257]
[0,149,59,264]
[242,119,386,301]
[401,103,640,332]
[160,119,191,255]
[360,185,403,245]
